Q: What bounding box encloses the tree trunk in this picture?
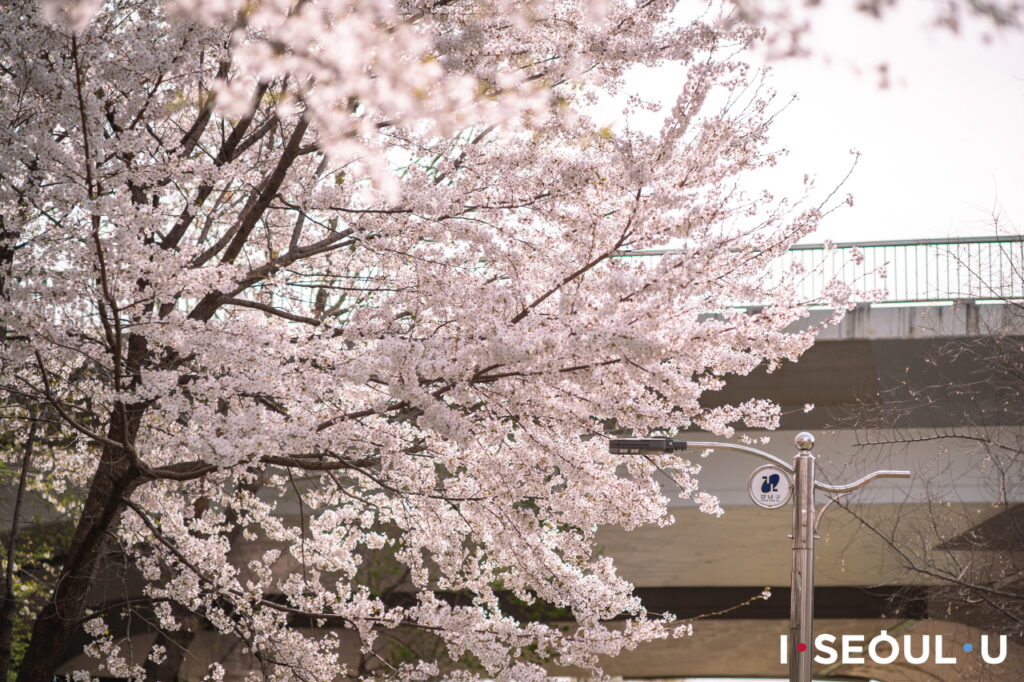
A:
[0,419,37,679]
[15,405,144,682]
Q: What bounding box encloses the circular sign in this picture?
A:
[748,465,792,509]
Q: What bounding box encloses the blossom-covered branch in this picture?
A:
[0,0,857,679]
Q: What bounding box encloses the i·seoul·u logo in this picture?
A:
[779,632,1008,666]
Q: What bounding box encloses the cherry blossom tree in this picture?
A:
[0,0,849,679]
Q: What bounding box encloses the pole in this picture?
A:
[790,432,815,682]
[606,431,909,681]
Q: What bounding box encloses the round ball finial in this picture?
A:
[795,432,815,451]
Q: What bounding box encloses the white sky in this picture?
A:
[607,4,1024,245]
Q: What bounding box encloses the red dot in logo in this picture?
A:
[796,643,808,652]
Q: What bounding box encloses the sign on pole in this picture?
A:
[748,464,792,509]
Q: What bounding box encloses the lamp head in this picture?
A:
[608,437,683,454]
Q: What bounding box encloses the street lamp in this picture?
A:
[608,432,911,682]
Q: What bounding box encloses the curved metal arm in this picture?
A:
[814,492,851,534]
[813,470,911,494]
[684,441,795,473]
[608,438,795,472]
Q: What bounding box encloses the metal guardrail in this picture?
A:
[617,235,1024,305]
[277,236,1024,313]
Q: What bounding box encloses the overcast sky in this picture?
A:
[608,4,1024,245]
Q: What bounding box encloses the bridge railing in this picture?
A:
[617,235,1024,305]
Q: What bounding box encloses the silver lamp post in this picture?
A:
[608,431,911,682]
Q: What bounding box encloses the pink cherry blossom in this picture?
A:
[0,1,860,679]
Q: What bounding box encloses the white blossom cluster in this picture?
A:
[0,0,856,680]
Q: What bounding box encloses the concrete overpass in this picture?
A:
[580,236,1024,681]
